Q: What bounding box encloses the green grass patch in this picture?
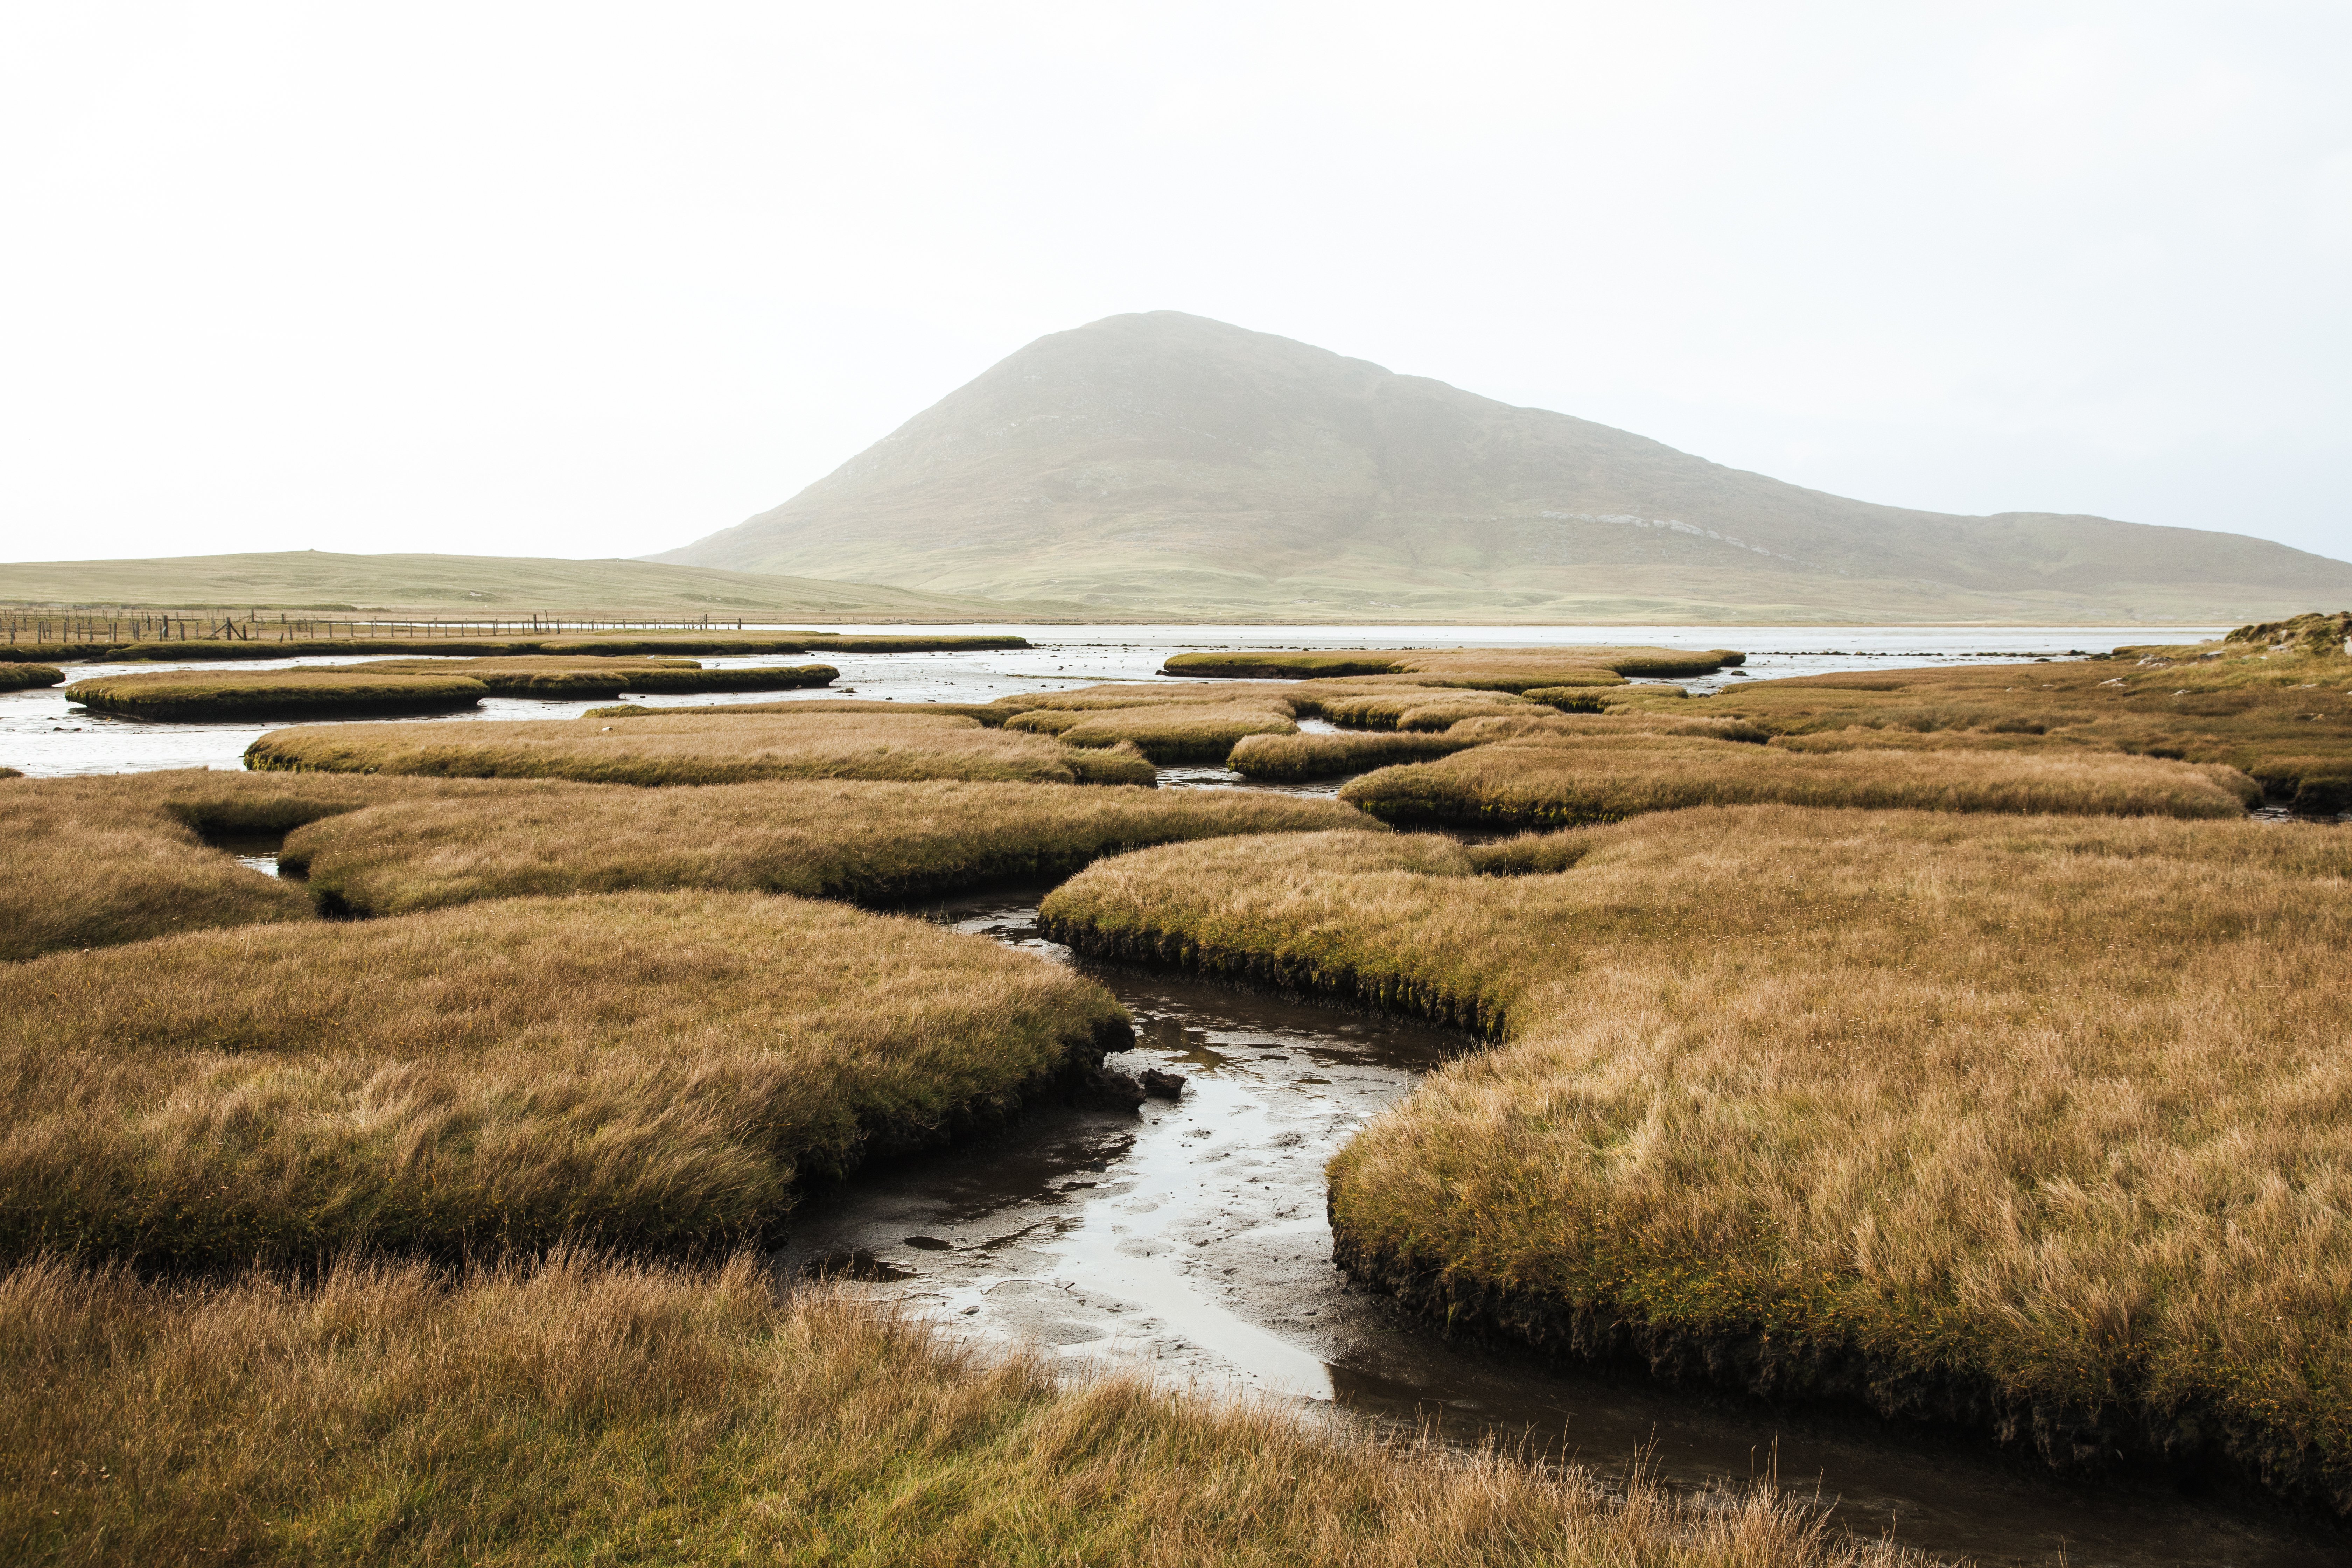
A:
[244,710,1159,786]
[0,891,1129,1267]
[64,668,489,721]
[1036,810,2352,1512]
[0,663,62,692]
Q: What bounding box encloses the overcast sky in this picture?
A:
[4,1,2347,567]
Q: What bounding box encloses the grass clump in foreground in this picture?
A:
[1036,810,2352,1511]
[355,655,838,698]
[0,662,62,691]
[285,779,1372,916]
[0,770,582,961]
[245,710,1158,786]
[0,1255,1899,1568]
[64,668,490,721]
[0,891,1128,1266]
[1339,733,2257,827]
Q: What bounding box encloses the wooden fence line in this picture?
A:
[1,610,757,648]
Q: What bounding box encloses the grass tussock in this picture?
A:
[245,711,1159,787]
[285,780,1373,916]
[0,770,573,960]
[1306,689,1535,731]
[0,773,311,960]
[65,668,489,721]
[0,1254,1900,1568]
[1037,809,2352,1511]
[1054,701,1298,763]
[0,891,1128,1266]
[1687,646,2352,809]
[0,662,63,692]
[1229,729,1484,781]
[1339,734,2258,828]
[357,656,836,698]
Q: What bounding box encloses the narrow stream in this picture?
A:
[776,891,2339,1568]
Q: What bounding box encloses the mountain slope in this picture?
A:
[655,312,2352,623]
[0,551,1047,618]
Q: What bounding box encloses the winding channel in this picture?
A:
[782,888,2337,1568]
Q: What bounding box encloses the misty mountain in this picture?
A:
[653,312,2352,623]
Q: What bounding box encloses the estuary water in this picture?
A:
[0,622,2221,776]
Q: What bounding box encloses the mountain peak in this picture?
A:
[653,313,2352,622]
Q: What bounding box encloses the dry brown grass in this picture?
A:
[1304,688,1536,731]
[0,771,576,961]
[0,1253,1902,1568]
[0,891,1128,1266]
[65,668,489,721]
[1675,648,2352,810]
[284,780,1373,916]
[245,710,1159,786]
[1054,701,1298,763]
[1229,729,1484,781]
[1339,734,2258,827]
[1037,810,2352,1511]
[1164,646,1741,687]
[357,655,837,697]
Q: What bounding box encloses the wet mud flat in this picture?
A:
[777,892,2340,1568]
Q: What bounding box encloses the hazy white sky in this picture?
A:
[3,1,2347,567]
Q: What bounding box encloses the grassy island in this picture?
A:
[245,710,1158,786]
[285,779,1370,915]
[355,655,837,698]
[0,890,1130,1267]
[0,662,63,692]
[1037,808,2352,1512]
[65,668,490,721]
[1337,734,2258,826]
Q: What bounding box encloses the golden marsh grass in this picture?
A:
[358,654,838,696]
[1229,729,1483,781]
[1037,810,2352,1509]
[1687,649,2352,810]
[284,780,1373,916]
[1053,701,1298,763]
[66,668,490,721]
[1339,734,2258,827]
[0,891,1128,1265]
[0,770,570,960]
[245,710,1160,786]
[0,1252,1903,1568]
